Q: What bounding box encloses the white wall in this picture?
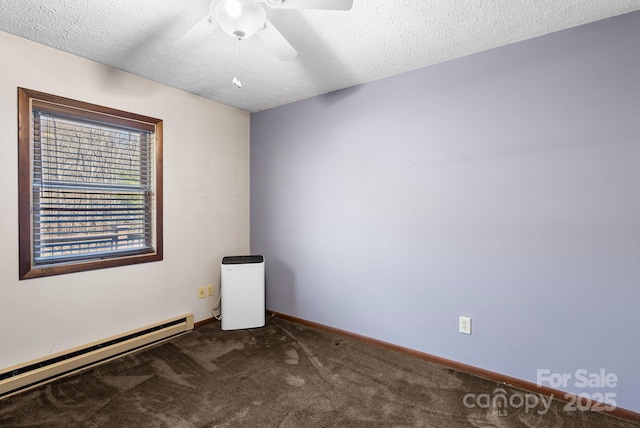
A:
[0,32,250,369]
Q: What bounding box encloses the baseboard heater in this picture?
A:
[0,313,194,399]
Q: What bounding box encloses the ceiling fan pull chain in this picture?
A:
[232,37,243,88]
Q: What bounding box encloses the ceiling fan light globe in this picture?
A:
[215,0,266,40]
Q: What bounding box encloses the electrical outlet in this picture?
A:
[207,284,214,296]
[459,316,472,335]
[198,287,206,299]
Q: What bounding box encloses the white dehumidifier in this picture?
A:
[220,255,265,330]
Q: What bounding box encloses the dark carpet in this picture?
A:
[0,316,637,427]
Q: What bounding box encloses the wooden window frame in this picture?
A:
[18,88,163,280]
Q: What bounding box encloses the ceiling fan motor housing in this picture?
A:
[214,0,267,40]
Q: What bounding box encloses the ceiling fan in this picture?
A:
[174,0,354,61]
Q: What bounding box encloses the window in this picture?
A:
[18,88,163,279]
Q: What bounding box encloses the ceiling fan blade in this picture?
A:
[173,15,218,49]
[263,0,353,10]
[256,20,298,61]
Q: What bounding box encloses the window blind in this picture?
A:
[32,109,155,266]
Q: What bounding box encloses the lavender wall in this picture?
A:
[251,12,640,412]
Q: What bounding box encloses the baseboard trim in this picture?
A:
[194,317,216,328]
[268,310,640,424]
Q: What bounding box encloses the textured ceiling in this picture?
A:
[1,0,639,112]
